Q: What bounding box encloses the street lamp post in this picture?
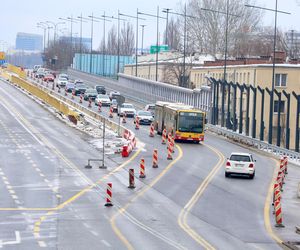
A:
[46,21,65,44]
[119,12,146,77]
[37,24,47,54]
[163,8,198,87]
[59,16,78,66]
[245,2,291,145]
[140,25,146,55]
[163,8,171,45]
[138,8,166,82]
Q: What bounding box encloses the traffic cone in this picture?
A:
[122,113,127,123]
[98,101,102,112]
[167,132,172,147]
[167,144,173,160]
[274,199,285,227]
[152,149,158,168]
[65,89,67,96]
[135,116,140,130]
[149,123,155,137]
[104,183,113,207]
[79,94,83,103]
[88,98,92,108]
[109,106,113,118]
[139,158,146,178]
[128,169,136,189]
[71,90,75,100]
[162,128,167,144]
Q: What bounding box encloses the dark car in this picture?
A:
[65,82,75,93]
[95,85,106,94]
[84,89,98,101]
[74,83,87,96]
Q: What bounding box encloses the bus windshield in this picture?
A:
[178,112,204,133]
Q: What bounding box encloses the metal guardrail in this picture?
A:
[206,124,300,162]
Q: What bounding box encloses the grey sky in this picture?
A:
[0,0,299,50]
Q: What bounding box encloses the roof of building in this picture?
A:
[192,63,300,70]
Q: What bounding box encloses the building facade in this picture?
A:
[190,63,300,151]
[16,33,43,51]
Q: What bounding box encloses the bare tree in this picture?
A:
[106,25,118,55]
[186,0,262,57]
[164,17,181,51]
[120,22,135,56]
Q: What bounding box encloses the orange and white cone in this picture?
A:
[283,156,288,174]
[65,89,67,96]
[98,101,102,112]
[167,132,172,147]
[72,90,75,100]
[128,169,136,189]
[135,116,140,130]
[152,149,158,168]
[122,113,127,123]
[109,106,113,118]
[167,144,173,160]
[149,123,155,137]
[88,98,92,108]
[162,128,167,144]
[274,199,284,227]
[104,183,113,207]
[139,158,146,178]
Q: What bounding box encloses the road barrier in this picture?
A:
[149,123,154,137]
[167,144,173,160]
[135,116,140,130]
[128,169,136,189]
[121,129,136,157]
[105,183,113,207]
[109,106,113,118]
[162,128,167,144]
[139,158,146,178]
[275,199,285,227]
[122,114,126,123]
[98,101,102,112]
[2,68,137,159]
[152,149,158,168]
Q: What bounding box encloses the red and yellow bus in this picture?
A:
[154,101,206,143]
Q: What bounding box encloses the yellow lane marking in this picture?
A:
[264,159,284,244]
[110,145,185,250]
[178,143,225,250]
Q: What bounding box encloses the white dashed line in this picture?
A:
[44,179,49,183]
[38,241,47,247]
[12,195,19,200]
[4,181,10,185]
[9,190,15,194]
[36,168,41,172]
[39,173,45,177]
[90,230,99,236]
[101,240,111,247]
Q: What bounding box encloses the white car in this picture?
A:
[56,77,68,88]
[95,94,111,106]
[135,110,154,125]
[225,152,256,179]
[118,103,136,117]
[145,103,155,116]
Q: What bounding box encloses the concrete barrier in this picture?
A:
[4,71,137,157]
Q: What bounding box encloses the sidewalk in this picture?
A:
[274,162,300,249]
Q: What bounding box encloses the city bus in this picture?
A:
[154,101,206,143]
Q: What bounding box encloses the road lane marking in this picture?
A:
[110,144,186,250]
[177,143,225,250]
[264,159,284,245]
[38,241,47,247]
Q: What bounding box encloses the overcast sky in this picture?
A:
[0,0,299,51]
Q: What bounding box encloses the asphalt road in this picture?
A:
[0,74,292,249]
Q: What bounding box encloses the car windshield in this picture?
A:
[86,89,97,93]
[230,155,251,162]
[76,84,86,88]
[147,105,155,110]
[122,104,133,108]
[96,86,105,89]
[97,95,109,99]
[111,99,117,104]
[59,77,67,81]
[138,111,152,116]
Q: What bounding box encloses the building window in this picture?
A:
[275,74,287,87]
[274,100,285,113]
